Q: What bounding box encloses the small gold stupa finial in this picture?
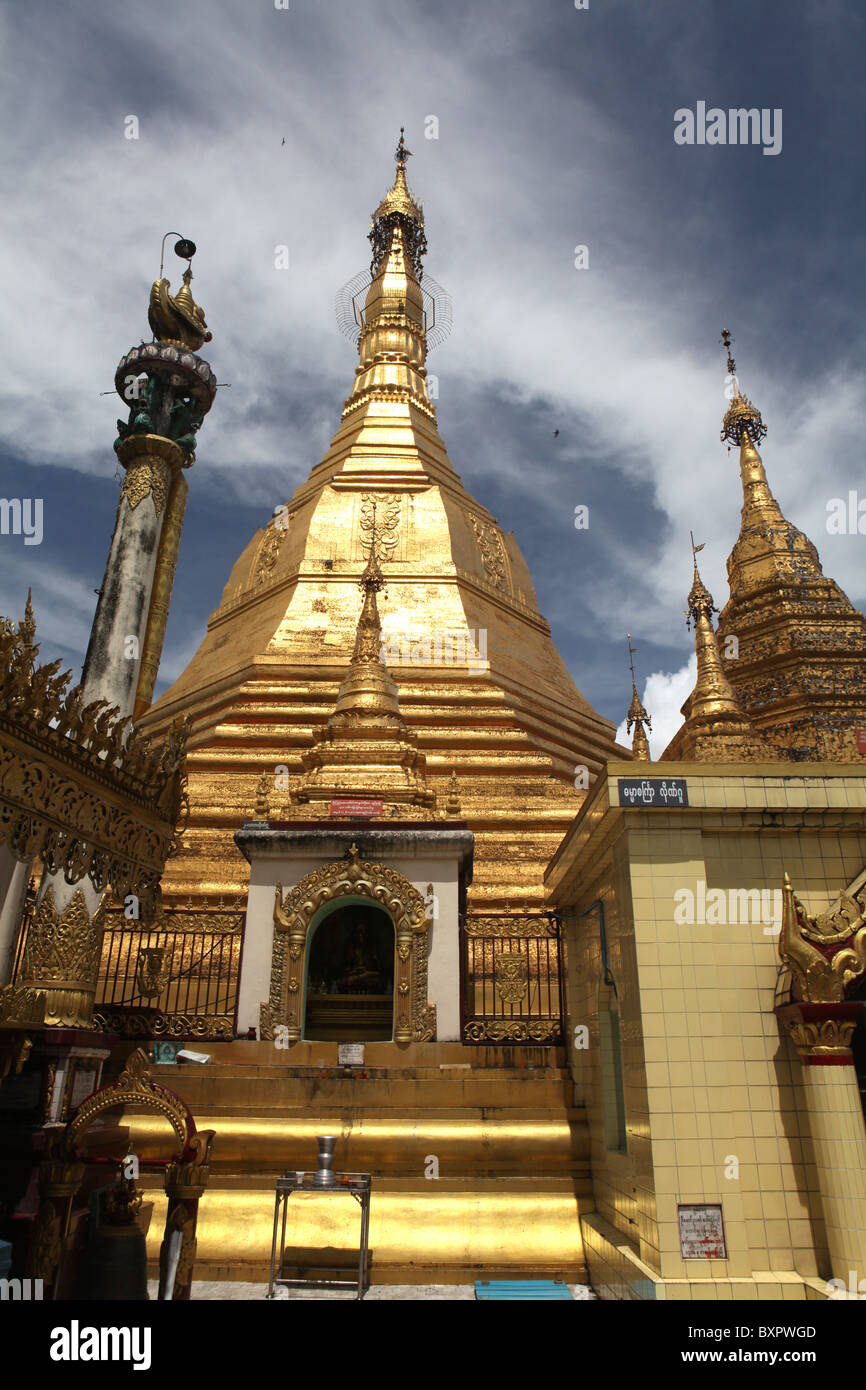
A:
[625,634,652,761]
[660,535,772,760]
[720,328,766,450]
[685,537,743,720]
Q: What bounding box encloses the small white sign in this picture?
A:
[678,1204,727,1259]
[177,1049,212,1065]
[338,1044,365,1067]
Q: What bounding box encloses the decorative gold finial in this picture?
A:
[684,539,746,720]
[778,872,866,1005]
[720,329,766,449]
[660,536,773,760]
[687,532,714,623]
[149,239,211,351]
[445,769,462,816]
[370,131,426,279]
[21,588,36,656]
[395,127,412,166]
[625,634,652,760]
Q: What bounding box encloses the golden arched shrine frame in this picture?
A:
[259,845,435,1044]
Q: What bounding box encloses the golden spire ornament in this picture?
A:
[720,329,766,451]
[625,634,652,761]
[661,536,771,761]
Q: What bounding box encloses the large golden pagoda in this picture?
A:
[140,135,623,911]
[714,334,866,760]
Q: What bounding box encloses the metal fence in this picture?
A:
[91,897,245,1040]
[459,913,563,1044]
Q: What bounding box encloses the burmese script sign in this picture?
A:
[329,799,383,818]
[678,1204,727,1260]
[618,778,689,808]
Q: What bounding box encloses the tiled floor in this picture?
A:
[148,1280,597,1301]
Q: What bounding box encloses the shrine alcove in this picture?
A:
[303,899,395,1042]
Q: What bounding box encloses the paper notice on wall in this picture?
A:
[678,1204,727,1259]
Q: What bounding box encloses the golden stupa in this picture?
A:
[140,134,623,911]
[714,333,866,760]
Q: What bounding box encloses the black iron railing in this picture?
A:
[459,913,563,1044]
[92,897,245,1040]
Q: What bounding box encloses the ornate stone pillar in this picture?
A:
[81,434,185,715]
[28,244,215,1029]
[776,874,866,1289]
[27,1151,86,1296]
[134,465,189,719]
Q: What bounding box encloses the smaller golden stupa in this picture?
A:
[290,526,434,814]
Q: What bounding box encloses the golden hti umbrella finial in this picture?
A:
[719,331,784,528]
[625,633,652,761]
[369,129,426,278]
[720,328,766,451]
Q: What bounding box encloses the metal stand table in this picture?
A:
[267,1171,371,1300]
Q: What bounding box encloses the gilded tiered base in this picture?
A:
[116,1041,591,1283]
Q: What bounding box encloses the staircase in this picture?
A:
[121,1041,591,1285]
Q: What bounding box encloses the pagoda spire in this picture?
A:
[720,329,790,533]
[290,516,434,814]
[342,131,432,422]
[684,536,744,724]
[662,537,770,762]
[625,634,652,761]
[715,332,866,759]
[330,527,404,729]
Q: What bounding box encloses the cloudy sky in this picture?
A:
[1,0,863,754]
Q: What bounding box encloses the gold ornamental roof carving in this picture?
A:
[779,873,866,1005]
[0,598,188,908]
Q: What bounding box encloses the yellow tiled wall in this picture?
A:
[558,769,866,1298]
